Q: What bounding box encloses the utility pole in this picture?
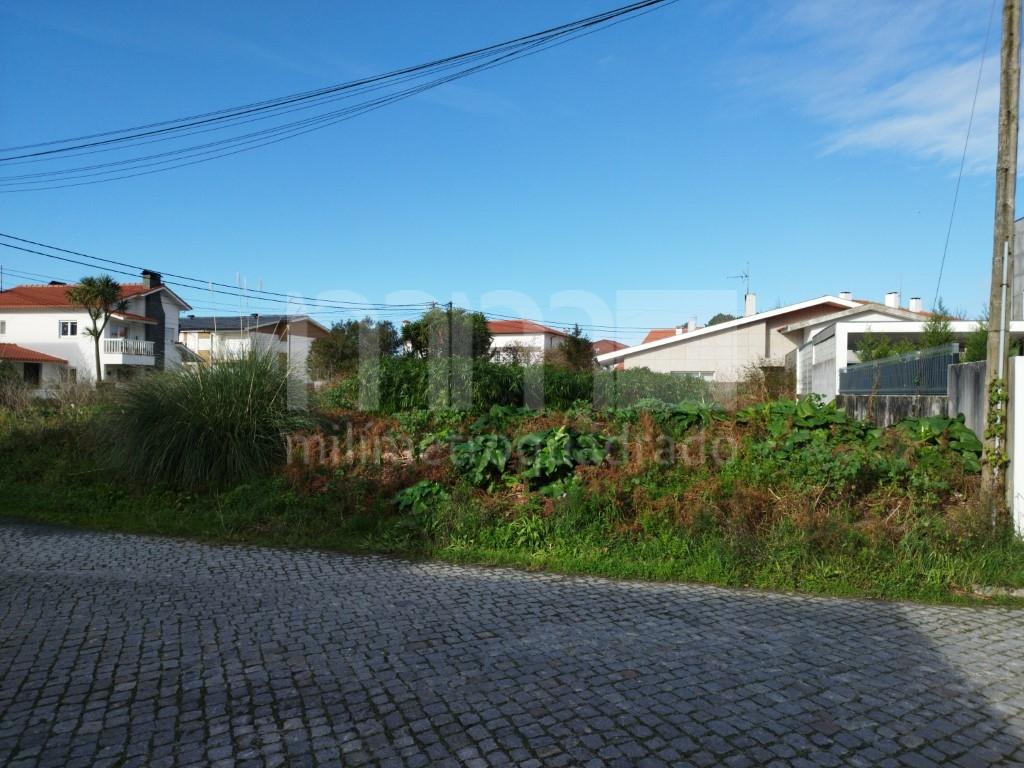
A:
[983,0,1021,505]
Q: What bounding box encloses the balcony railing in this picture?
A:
[103,338,155,356]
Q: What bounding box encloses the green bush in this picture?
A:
[109,350,308,490]
[516,426,609,488]
[451,433,512,489]
[593,368,713,408]
[321,358,713,414]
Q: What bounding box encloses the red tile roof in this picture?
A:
[487,319,569,337]
[591,339,627,355]
[642,328,682,344]
[0,343,67,364]
[0,283,152,310]
[112,310,157,324]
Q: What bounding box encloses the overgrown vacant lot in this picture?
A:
[1,352,1022,604]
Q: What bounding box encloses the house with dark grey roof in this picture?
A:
[178,313,328,382]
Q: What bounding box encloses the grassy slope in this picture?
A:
[3,405,1023,606]
[5,472,1023,606]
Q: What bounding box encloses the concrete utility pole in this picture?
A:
[983,0,1021,502]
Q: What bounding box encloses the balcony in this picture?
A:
[102,338,155,365]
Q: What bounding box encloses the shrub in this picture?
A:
[516,426,609,488]
[109,350,309,490]
[0,361,30,411]
[451,433,512,489]
[593,368,712,408]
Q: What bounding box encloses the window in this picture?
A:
[22,363,40,386]
[59,320,78,337]
[0,320,5,335]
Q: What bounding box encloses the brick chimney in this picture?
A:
[142,270,162,289]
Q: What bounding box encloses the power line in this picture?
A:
[0,0,677,190]
[1,233,674,336]
[0,233,433,312]
[1,0,670,159]
[933,0,997,311]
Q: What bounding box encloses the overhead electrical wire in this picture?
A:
[1,233,691,335]
[0,233,433,312]
[932,0,997,311]
[0,0,676,191]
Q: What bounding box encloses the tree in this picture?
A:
[857,332,916,362]
[309,317,400,379]
[66,275,125,383]
[963,311,989,363]
[920,299,955,350]
[402,307,492,359]
[549,324,594,370]
[707,312,737,326]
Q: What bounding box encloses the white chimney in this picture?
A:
[909,297,923,313]
[838,291,853,301]
[744,293,757,317]
[675,326,684,336]
[884,291,900,308]
[687,317,697,332]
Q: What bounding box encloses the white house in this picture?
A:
[0,270,191,392]
[488,319,569,363]
[596,293,862,381]
[178,314,329,382]
[780,298,989,401]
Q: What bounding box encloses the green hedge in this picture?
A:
[319,357,712,413]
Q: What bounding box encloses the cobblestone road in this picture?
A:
[1,522,1023,767]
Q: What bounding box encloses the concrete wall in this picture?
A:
[835,394,948,427]
[947,361,986,438]
[834,360,988,436]
[1012,357,1024,536]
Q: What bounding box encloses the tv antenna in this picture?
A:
[728,262,751,295]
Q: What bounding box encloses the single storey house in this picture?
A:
[596,293,861,381]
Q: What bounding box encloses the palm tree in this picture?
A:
[66,275,126,383]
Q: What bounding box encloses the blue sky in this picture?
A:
[0,0,1009,343]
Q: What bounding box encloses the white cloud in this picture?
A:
[745,0,1000,171]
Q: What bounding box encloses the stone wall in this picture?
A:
[947,361,986,437]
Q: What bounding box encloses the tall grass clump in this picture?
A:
[111,350,308,490]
